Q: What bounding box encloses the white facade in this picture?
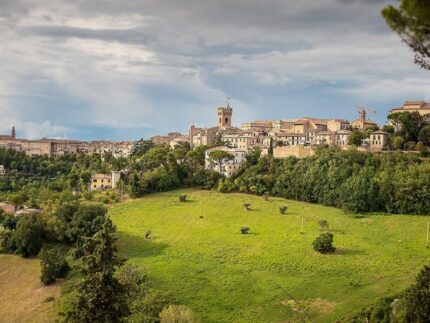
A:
[0,165,5,176]
[205,146,247,178]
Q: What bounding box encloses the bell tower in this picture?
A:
[11,126,16,139]
[217,98,233,128]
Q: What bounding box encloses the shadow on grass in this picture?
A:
[335,249,366,256]
[117,232,169,258]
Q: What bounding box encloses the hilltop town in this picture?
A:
[2,100,429,179]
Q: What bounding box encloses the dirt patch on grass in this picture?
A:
[0,254,61,323]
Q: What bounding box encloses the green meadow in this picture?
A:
[110,189,430,323]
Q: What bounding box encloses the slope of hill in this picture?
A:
[110,189,430,322]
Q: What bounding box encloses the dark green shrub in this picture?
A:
[39,246,70,285]
[279,206,288,215]
[312,233,335,254]
[240,226,250,234]
[318,220,329,231]
[14,215,44,257]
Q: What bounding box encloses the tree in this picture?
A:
[268,137,274,156]
[382,0,430,70]
[348,130,365,147]
[65,221,129,322]
[208,150,234,175]
[14,215,44,257]
[393,136,405,150]
[312,233,335,254]
[388,111,423,142]
[39,246,69,285]
[402,265,430,322]
[131,139,155,157]
[419,125,430,146]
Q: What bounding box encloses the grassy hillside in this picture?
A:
[110,189,430,323]
[0,254,61,323]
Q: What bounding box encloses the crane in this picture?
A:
[356,106,376,122]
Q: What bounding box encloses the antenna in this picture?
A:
[226,96,231,108]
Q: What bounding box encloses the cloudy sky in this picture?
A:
[1,0,429,140]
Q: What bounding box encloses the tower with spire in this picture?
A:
[11,126,16,139]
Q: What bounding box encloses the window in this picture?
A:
[93,185,96,188]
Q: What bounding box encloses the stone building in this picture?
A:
[369,130,389,151]
[0,165,6,176]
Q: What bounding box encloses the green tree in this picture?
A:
[39,246,69,285]
[131,139,155,157]
[382,0,430,70]
[65,221,129,322]
[312,233,335,254]
[393,136,406,150]
[388,111,423,142]
[419,125,430,145]
[208,150,234,174]
[348,130,365,147]
[268,137,274,156]
[14,215,44,257]
[402,265,430,322]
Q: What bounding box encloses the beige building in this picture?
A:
[369,130,389,151]
[389,101,430,118]
[264,145,315,159]
[241,120,273,132]
[315,131,335,146]
[0,165,6,176]
[335,130,352,146]
[90,174,112,191]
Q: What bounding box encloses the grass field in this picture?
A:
[0,254,61,323]
[110,189,430,323]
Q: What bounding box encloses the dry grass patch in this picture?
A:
[0,254,61,323]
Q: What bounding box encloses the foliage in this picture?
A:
[279,206,288,215]
[14,215,44,257]
[318,220,329,231]
[217,179,236,193]
[208,150,234,173]
[240,226,250,234]
[52,203,111,244]
[382,0,430,70]
[312,233,335,254]
[160,305,197,323]
[128,289,172,323]
[402,265,430,322]
[349,130,365,147]
[387,111,424,142]
[65,221,129,323]
[39,246,69,285]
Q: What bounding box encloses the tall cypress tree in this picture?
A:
[65,220,129,323]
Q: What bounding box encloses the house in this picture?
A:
[335,130,352,146]
[0,165,5,176]
[369,130,389,151]
[205,146,247,178]
[0,203,16,214]
[90,174,112,191]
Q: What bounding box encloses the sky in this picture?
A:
[1,0,429,141]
